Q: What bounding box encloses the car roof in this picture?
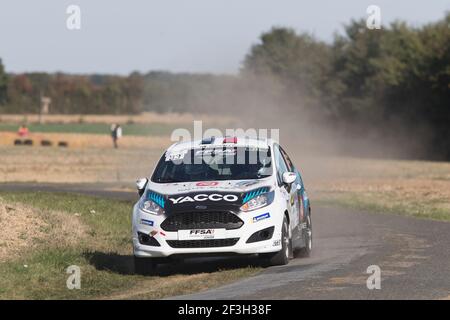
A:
[167,136,274,154]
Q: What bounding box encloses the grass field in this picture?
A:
[1,143,449,221]
[0,192,260,299]
[306,157,450,222]
[0,123,186,136]
[0,113,236,136]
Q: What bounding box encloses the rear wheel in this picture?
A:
[294,214,312,258]
[262,215,291,266]
[134,257,156,275]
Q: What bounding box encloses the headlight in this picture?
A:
[240,192,274,212]
[139,199,165,215]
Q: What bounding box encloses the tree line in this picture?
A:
[0,13,449,158]
[243,14,450,159]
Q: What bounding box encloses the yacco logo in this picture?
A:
[243,187,270,203]
[147,191,165,208]
[253,212,270,223]
[169,194,239,204]
[140,219,154,227]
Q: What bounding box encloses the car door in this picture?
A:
[278,146,302,229]
[274,144,299,230]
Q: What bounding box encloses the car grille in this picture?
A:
[166,238,240,248]
[161,211,243,232]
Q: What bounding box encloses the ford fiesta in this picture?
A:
[132,136,312,274]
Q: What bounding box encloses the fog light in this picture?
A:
[246,226,275,243]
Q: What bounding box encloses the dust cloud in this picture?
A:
[177,73,430,184]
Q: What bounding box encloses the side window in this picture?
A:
[279,146,294,172]
[279,147,304,187]
[274,144,289,185]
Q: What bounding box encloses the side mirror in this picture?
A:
[136,178,148,197]
[282,172,297,185]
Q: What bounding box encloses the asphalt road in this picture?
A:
[1,183,449,300]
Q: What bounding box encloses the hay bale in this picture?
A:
[41,140,53,147]
[58,141,68,148]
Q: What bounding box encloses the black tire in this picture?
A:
[262,215,291,266]
[134,257,156,276]
[293,214,312,258]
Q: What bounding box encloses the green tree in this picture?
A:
[243,27,332,111]
[0,58,8,104]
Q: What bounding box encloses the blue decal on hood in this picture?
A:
[147,191,165,208]
[242,187,270,204]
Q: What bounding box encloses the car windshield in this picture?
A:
[151,147,273,183]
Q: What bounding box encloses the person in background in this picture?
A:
[111,123,122,149]
[18,124,29,138]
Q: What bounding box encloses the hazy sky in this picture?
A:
[0,0,448,75]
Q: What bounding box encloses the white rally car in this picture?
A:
[132,136,312,274]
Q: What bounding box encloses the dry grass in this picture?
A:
[0,192,260,299]
[0,199,48,261]
[301,156,450,221]
[0,197,86,262]
[0,112,235,125]
[0,131,171,149]
[0,146,163,183]
[1,139,449,220]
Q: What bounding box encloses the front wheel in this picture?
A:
[294,214,312,258]
[134,257,156,275]
[261,215,291,266]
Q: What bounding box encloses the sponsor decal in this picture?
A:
[196,181,219,187]
[273,239,281,246]
[195,148,236,157]
[290,194,295,206]
[169,193,239,204]
[235,180,260,188]
[190,229,214,235]
[252,212,271,223]
[165,150,188,162]
[299,195,304,221]
[140,219,154,226]
[188,229,216,239]
[178,228,225,240]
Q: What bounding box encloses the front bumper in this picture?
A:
[132,204,283,258]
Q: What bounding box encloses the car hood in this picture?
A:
[146,178,273,195]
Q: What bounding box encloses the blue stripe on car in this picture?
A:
[242,187,269,203]
[147,191,165,208]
